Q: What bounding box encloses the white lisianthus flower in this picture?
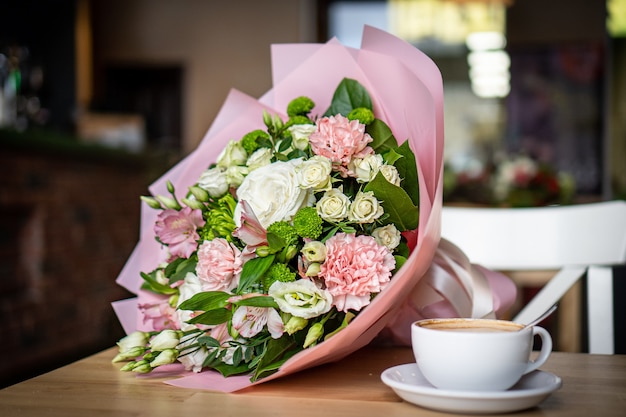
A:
[177,339,209,373]
[350,153,384,183]
[269,279,333,319]
[372,224,402,250]
[216,139,247,168]
[348,191,384,223]
[379,164,402,186]
[149,329,182,351]
[117,331,149,353]
[176,272,203,331]
[301,240,327,263]
[149,349,178,367]
[233,159,314,228]
[298,155,332,191]
[197,166,229,198]
[226,165,249,187]
[246,147,273,171]
[288,123,317,150]
[316,188,351,223]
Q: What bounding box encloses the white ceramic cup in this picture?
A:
[411,318,552,391]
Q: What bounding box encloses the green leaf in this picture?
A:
[164,257,198,284]
[324,78,372,117]
[232,295,279,308]
[383,148,403,166]
[252,335,299,382]
[211,361,252,378]
[393,141,420,207]
[237,254,275,293]
[266,231,286,252]
[366,119,398,154]
[178,291,231,311]
[277,136,292,153]
[364,172,419,231]
[197,335,221,348]
[187,308,232,325]
[140,272,177,295]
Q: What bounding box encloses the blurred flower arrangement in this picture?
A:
[444,154,576,207]
[112,78,420,382]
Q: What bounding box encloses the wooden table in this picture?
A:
[1,346,624,416]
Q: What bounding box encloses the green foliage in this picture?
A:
[324,78,373,117]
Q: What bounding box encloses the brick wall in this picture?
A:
[0,142,153,387]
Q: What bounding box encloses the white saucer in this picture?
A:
[381,363,562,414]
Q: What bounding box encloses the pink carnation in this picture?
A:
[319,233,395,312]
[196,238,243,292]
[308,114,374,177]
[154,207,205,259]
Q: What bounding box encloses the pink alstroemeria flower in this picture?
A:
[232,200,267,250]
[154,206,205,259]
[229,294,284,339]
[139,298,180,331]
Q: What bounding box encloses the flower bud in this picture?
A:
[255,246,272,257]
[284,315,308,335]
[166,180,176,194]
[189,185,210,202]
[303,322,324,348]
[150,349,178,367]
[131,360,153,373]
[116,331,150,353]
[305,262,321,277]
[301,241,326,263]
[112,345,146,363]
[263,110,272,127]
[181,197,205,210]
[149,329,182,351]
[156,195,181,210]
[140,196,163,209]
[119,361,138,372]
[283,245,299,262]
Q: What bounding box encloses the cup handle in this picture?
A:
[524,326,553,375]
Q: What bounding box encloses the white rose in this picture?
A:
[348,191,384,223]
[268,279,333,319]
[216,140,247,168]
[350,153,384,183]
[379,164,402,186]
[225,165,249,187]
[288,123,317,150]
[372,224,402,250]
[246,147,273,171]
[233,159,313,228]
[298,155,332,191]
[197,166,229,198]
[316,188,351,223]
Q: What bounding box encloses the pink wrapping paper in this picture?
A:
[112,26,516,392]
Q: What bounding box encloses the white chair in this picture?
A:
[441,200,626,354]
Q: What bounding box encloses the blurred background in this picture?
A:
[0,0,624,387]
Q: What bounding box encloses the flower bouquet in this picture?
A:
[112,26,515,392]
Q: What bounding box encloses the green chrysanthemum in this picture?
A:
[293,207,323,239]
[267,221,299,246]
[241,129,271,154]
[200,194,237,242]
[287,96,315,117]
[263,262,297,291]
[347,107,375,125]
